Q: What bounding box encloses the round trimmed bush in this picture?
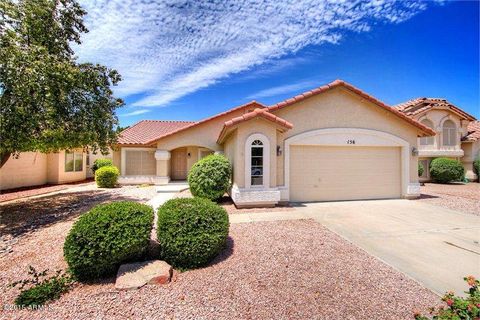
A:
[64,201,154,281]
[418,162,424,177]
[91,158,113,174]
[95,165,119,188]
[157,197,229,269]
[187,154,232,201]
[429,157,464,183]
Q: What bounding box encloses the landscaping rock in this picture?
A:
[115,260,172,290]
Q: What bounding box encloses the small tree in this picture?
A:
[0,0,124,167]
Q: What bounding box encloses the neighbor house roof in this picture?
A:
[394,97,476,121]
[463,121,480,142]
[118,120,195,145]
[267,79,436,137]
[217,108,293,143]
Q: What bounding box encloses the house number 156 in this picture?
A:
[347,139,355,144]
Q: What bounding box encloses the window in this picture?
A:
[125,150,156,175]
[65,151,83,172]
[419,119,434,146]
[251,140,263,186]
[442,120,456,146]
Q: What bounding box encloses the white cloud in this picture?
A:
[75,0,435,107]
[246,80,320,100]
[120,109,150,117]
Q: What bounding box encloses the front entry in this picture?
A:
[171,148,187,180]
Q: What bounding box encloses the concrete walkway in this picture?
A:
[230,199,480,296]
[147,182,189,209]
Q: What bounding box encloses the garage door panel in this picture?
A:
[290,146,401,202]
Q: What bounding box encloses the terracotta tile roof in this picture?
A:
[117,120,195,145]
[217,108,293,143]
[142,101,267,145]
[394,97,476,121]
[267,79,436,137]
[463,121,480,141]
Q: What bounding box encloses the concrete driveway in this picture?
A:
[298,199,480,295]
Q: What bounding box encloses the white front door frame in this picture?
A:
[282,128,413,201]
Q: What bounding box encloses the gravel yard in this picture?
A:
[416,182,480,216]
[1,219,438,319]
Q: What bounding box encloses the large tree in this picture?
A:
[0,0,124,167]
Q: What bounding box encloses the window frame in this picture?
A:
[65,151,83,172]
[245,133,270,189]
[419,119,435,146]
[250,140,264,186]
[442,120,457,147]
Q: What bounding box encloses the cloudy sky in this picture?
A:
[75,0,479,126]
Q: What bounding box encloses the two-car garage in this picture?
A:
[289,145,402,202]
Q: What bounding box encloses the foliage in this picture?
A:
[0,0,124,167]
[474,158,479,178]
[157,198,229,269]
[91,158,113,174]
[429,158,464,183]
[10,266,73,307]
[63,201,154,281]
[414,276,479,320]
[187,154,232,201]
[418,162,424,177]
[95,165,119,188]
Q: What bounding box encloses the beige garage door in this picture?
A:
[290,146,401,202]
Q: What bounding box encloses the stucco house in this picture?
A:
[112,79,477,208]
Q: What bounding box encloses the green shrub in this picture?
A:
[474,158,479,178]
[64,201,154,281]
[91,158,113,174]
[429,158,464,183]
[157,197,229,269]
[10,266,72,308]
[415,276,479,320]
[188,154,232,201]
[95,165,119,188]
[418,162,424,177]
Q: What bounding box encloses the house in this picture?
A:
[394,98,479,181]
[0,150,111,191]
[115,79,460,208]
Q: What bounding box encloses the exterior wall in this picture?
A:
[223,131,237,182]
[462,141,479,181]
[233,118,278,188]
[156,108,250,151]
[0,152,48,190]
[47,153,60,183]
[112,149,121,171]
[271,87,422,186]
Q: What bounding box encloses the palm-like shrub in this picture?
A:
[64,201,154,281]
[157,198,229,269]
[187,154,232,201]
[429,158,464,183]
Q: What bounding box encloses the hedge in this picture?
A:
[187,154,232,201]
[91,158,113,174]
[157,197,229,269]
[429,158,464,183]
[64,201,154,281]
[95,165,119,188]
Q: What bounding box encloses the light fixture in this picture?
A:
[411,147,418,156]
[277,145,282,156]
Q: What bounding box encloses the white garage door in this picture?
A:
[290,146,401,202]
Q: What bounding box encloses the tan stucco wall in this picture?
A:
[271,87,423,185]
[462,141,480,180]
[156,160,169,176]
[47,153,60,183]
[56,151,87,184]
[231,118,279,188]
[223,131,237,183]
[0,152,48,190]
[112,149,121,170]
[156,108,250,151]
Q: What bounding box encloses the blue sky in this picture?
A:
[75,0,479,127]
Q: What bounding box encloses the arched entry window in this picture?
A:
[251,140,264,186]
[442,120,456,146]
[419,119,434,146]
[245,133,270,189]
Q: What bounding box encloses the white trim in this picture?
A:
[282,128,412,201]
[245,133,271,189]
[155,150,171,160]
[120,147,156,176]
[118,175,169,185]
[230,184,280,207]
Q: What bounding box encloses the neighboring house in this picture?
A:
[115,80,440,207]
[0,149,111,191]
[395,98,479,181]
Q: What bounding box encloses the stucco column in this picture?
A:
[155,150,171,184]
